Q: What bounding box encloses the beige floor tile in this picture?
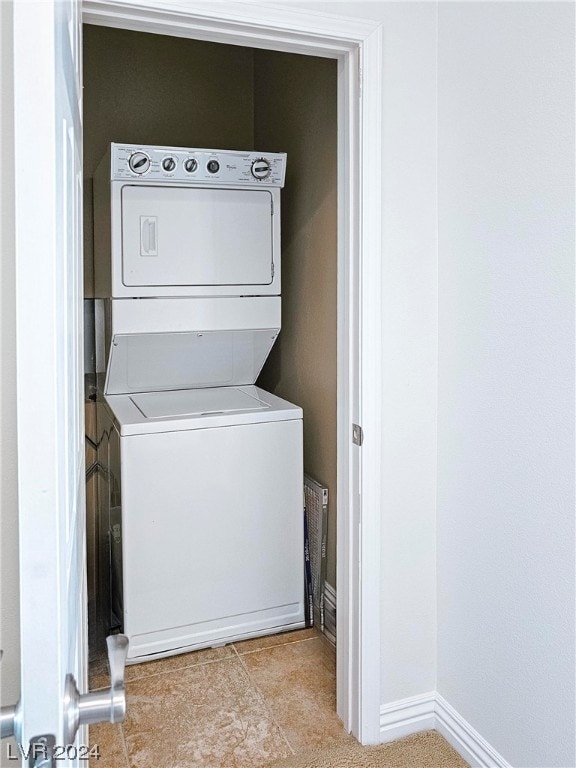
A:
[89,723,128,768]
[89,644,235,689]
[242,637,353,753]
[123,656,293,768]
[124,644,235,683]
[233,628,318,655]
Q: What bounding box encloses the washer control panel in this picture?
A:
[111,143,286,187]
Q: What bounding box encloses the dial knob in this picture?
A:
[207,160,220,174]
[162,157,176,172]
[128,152,150,174]
[184,158,198,173]
[251,158,271,180]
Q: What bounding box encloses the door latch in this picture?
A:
[352,423,364,446]
[63,634,129,745]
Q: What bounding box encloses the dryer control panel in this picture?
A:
[110,143,286,187]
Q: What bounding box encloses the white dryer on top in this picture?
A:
[94,143,284,299]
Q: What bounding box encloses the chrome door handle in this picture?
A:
[63,634,129,744]
[0,703,18,740]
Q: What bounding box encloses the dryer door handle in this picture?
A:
[140,216,157,256]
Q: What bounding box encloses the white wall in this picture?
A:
[288,8,575,764]
[0,2,21,764]
[437,3,575,766]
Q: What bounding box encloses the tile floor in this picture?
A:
[89,628,353,768]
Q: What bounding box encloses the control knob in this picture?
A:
[184,158,198,173]
[207,160,220,174]
[162,157,176,172]
[251,158,271,180]
[128,152,150,174]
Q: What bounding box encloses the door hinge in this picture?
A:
[352,423,363,446]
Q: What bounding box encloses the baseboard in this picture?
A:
[379,692,437,743]
[379,692,511,767]
[435,694,512,768]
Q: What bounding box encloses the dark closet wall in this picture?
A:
[253,51,338,587]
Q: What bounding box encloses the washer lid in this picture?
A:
[104,385,302,436]
[130,387,269,419]
[105,328,279,395]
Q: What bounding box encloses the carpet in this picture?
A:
[265,730,469,768]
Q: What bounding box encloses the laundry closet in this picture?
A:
[83,25,337,674]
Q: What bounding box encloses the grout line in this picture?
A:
[232,645,296,758]
[233,634,321,657]
[89,651,237,689]
[125,654,238,685]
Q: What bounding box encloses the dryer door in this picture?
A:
[121,185,274,287]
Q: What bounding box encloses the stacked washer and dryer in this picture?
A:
[94,143,305,663]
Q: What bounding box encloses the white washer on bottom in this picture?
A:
[102,385,305,663]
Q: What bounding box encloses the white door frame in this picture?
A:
[82,0,383,744]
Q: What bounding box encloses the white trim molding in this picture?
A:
[82,0,384,745]
[82,1,379,55]
[435,694,512,768]
[380,693,512,768]
[380,692,436,743]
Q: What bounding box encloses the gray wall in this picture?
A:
[437,3,575,766]
[83,25,256,297]
[253,50,338,588]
